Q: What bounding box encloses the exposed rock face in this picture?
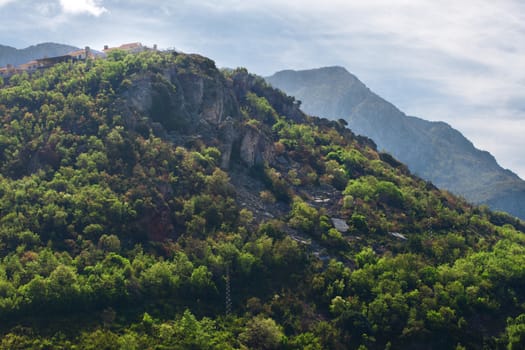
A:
[124,57,239,133]
[172,61,236,127]
[218,117,237,169]
[267,67,525,220]
[121,54,290,171]
[124,77,154,114]
[240,127,275,167]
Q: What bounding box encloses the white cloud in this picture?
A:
[0,0,14,6]
[35,2,61,17]
[59,0,107,16]
[253,0,525,177]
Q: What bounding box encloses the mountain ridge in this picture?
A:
[0,42,79,67]
[266,66,525,219]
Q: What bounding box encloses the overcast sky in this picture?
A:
[1,0,524,178]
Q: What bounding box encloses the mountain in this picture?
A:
[1,49,525,349]
[266,67,525,220]
[0,42,79,67]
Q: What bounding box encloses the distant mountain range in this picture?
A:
[0,42,79,67]
[267,66,525,220]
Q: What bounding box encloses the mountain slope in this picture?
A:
[1,50,525,349]
[0,42,79,67]
[267,67,525,220]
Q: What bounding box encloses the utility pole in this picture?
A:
[225,265,232,315]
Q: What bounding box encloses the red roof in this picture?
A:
[118,42,142,50]
[18,60,38,70]
[103,42,144,52]
[68,49,85,56]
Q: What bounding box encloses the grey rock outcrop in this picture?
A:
[121,55,283,170]
[240,127,275,167]
[331,218,349,233]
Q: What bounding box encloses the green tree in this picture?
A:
[240,316,284,350]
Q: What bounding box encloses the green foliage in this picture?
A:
[289,197,320,235]
[245,92,278,124]
[0,49,524,350]
[503,314,525,350]
[239,315,284,350]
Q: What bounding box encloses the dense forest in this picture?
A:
[0,49,525,349]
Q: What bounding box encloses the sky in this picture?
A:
[1,0,524,178]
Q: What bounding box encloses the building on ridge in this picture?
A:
[103,42,146,54]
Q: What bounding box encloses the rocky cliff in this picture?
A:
[119,54,307,176]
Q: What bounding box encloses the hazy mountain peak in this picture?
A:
[271,66,362,90]
[275,65,351,77]
[268,66,371,119]
[0,42,79,67]
[267,67,525,220]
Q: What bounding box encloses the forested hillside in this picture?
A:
[0,50,525,349]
